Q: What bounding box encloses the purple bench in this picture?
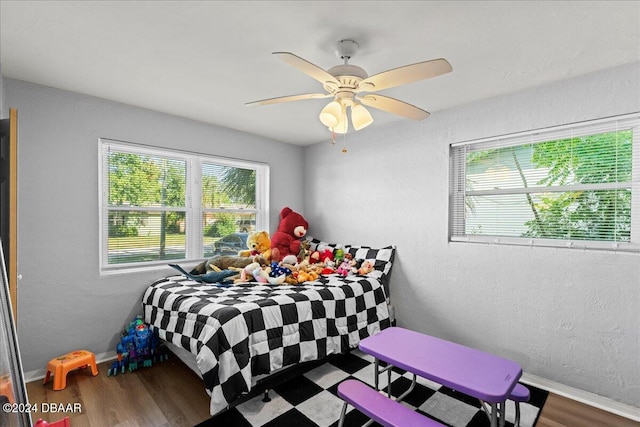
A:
[509,383,531,427]
[337,379,445,427]
[480,383,530,427]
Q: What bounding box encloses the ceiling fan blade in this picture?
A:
[273,52,340,87]
[246,93,331,106]
[358,94,430,120]
[357,58,452,93]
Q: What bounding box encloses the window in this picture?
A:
[99,139,269,272]
[449,114,640,252]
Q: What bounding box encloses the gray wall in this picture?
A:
[5,78,305,373]
[304,62,640,408]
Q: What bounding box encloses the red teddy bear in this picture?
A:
[270,207,309,263]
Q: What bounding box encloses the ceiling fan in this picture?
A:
[246,40,452,134]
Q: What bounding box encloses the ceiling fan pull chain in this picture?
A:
[342,125,348,153]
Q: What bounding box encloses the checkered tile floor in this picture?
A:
[199,349,547,427]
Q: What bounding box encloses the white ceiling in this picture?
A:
[1,1,639,146]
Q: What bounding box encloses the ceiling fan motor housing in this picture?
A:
[324,64,369,94]
[327,64,368,80]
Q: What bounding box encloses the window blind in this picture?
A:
[99,139,269,272]
[449,113,640,252]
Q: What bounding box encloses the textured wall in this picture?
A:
[6,78,304,372]
[304,63,640,407]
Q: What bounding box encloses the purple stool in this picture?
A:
[337,379,445,427]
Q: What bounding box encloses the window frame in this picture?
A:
[449,113,640,252]
[99,139,269,274]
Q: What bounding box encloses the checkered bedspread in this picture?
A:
[141,274,391,415]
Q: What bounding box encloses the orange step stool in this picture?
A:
[43,350,98,391]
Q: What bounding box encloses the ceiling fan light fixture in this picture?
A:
[351,103,373,131]
[319,100,342,128]
[331,111,348,134]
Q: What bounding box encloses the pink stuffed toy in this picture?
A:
[270,207,309,262]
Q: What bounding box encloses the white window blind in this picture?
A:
[99,139,269,272]
[449,113,640,252]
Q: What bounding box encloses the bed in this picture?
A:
[141,239,395,416]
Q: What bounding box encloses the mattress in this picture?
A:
[142,273,391,415]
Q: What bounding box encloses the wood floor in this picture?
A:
[26,356,638,427]
[26,357,212,427]
[536,393,639,427]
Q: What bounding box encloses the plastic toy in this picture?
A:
[107,315,168,376]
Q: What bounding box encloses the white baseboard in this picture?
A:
[24,353,639,422]
[24,351,117,384]
[521,372,640,422]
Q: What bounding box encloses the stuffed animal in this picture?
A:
[336,253,356,277]
[284,273,299,285]
[235,262,261,283]
[238,230,272,261]
[253,265,286,285]
[336,260,351,277]
[308,250,321,264]
[297,269,319,283]
[169,264,238,285]
[252,266,268,283]
[281,254,299,265]
[321,266,336,275]
[270,207,309,262]
[269,261,292,278]
[191,254,267,273]
[357,260,375,275]
[319,247,335,266]
[298,238,311,262]
[294,261,320,283]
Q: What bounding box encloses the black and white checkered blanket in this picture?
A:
[142,274,391,415]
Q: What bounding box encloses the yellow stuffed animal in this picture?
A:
[297,269,319,284]
[238,230,272,261]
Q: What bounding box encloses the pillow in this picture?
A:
[307,238,396,289]
[344,245,396,285]
[307,237,342,253]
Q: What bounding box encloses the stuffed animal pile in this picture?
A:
[173,206,375,286]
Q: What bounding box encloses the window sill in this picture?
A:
[450,236,640,253]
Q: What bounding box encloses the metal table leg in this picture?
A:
[490,402,498,427]
[337,402,348,427]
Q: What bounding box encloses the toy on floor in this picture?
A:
[34,417,70,427]
[107,316,168,377]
